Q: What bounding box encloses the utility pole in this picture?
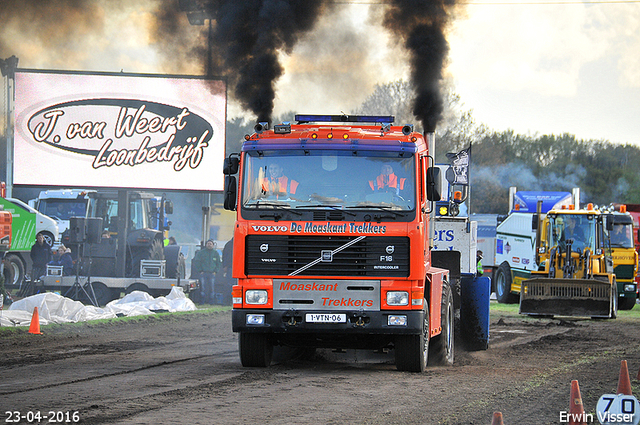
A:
[0,55,19,198]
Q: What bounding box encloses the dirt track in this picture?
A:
[1,303,640,425]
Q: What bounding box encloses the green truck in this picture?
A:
[0,197,58,289]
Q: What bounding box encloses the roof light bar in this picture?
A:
[295,114,395,124]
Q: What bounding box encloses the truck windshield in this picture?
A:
[608,223,634,248]
[241,151,416,211]
[550,214,596,253]
[90,198,147,233]
[39,199,87,220]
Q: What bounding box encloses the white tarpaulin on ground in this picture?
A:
[0,287,196,327]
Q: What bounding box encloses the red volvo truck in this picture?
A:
[223,114,471,372]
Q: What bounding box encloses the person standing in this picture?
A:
[218,238,235,305]
[191,239,221,304]
[30,233,52,282]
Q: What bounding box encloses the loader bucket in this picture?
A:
[519,278,614,318]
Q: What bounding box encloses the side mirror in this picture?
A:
[224,175,237,211]
[605,214,614,231]
[426,167,441,202]
[164,200,173,215]
[223,156,240,175]
[532,214,538,230]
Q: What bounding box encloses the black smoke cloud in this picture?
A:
[192,0,459,129]
[207,0,330,124]
[1,0,459,131]
[382,0,459,132]
[148,0,330,123]
[0,0,105,69]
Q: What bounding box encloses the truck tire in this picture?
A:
[81,282,113,307]
[618,296,636,310]
[3,254,25,289]
[239,332,273,367]
[495,262,518,304]
[610,279,618,319]
[125,282,151,296]
[40,231,55,248]
[429,284,454,366]
[395,299,429,372]
[131,238,164,277]
[164,245,186,279]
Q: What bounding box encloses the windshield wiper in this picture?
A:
[245,201,302,221]
[346,205,406,218]
[245,200,297,210]
[296,204,357,217]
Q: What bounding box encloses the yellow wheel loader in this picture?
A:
[520,205,617,319]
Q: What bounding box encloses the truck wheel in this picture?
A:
[239,333,273,367]
[429,284,454,366]
[125,283,151,296]
[610,279,618,319]
[131,239,165,277]
[178,255,186,279]
[618,296,636,310]
[3,254,25,288]
[40,231,55,247]
[83,282,113,306]
[395,299,429,372]
[163,245,181,278]
[495,262,518,304]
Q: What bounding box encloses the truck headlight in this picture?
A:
[245,290,268,305]
[246,314,265,325]
[388,315,407,326]
[624,284,636,293]
[386,291,409,306]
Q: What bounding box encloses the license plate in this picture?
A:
[306,313,346,323]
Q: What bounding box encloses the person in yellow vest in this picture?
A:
[476,250,484,276]
[369,163,406,194]
[261,163,299,199]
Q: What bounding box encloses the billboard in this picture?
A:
[13,70,226,191]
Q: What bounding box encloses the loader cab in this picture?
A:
[548,212,598,254]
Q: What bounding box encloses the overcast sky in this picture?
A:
[2,0,638,146]
[448,0,640,146]
[273,1,640,146]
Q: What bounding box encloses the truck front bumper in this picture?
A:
[232,308,424,335]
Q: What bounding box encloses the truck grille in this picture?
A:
[614,264,635,280]
[522,280,611,300]
[245,235,409,277]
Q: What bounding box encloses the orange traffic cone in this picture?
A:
[491,411,504,425]
[28,307,41,335]
[617,360,632,395]
[569,380,587,425]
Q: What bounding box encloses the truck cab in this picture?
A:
[223,115,459,372]
[30,189,93,236]
[83,190,172,278]
[606,209,637,310]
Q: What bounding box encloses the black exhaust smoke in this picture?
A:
[382,0,458,133]
[153,0,459,130]
[1,1,459,132]
[200,0,330,124]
